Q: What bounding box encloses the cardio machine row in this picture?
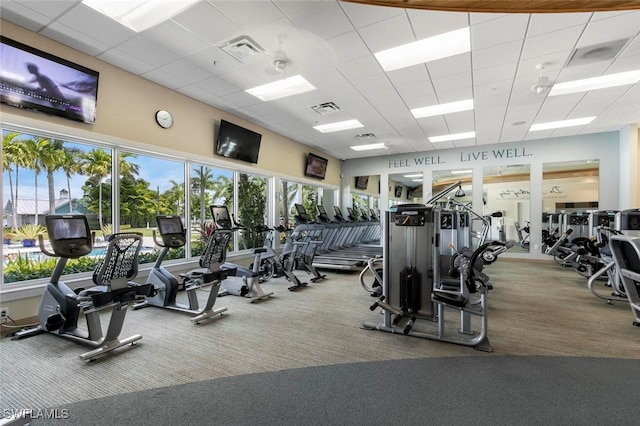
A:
[288,204,383,271]
[11,204,323,362]
[542,208,640,327]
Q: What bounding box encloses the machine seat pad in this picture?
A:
[432,290,467,308]
[253,248,267,254]
[78,285,110,297]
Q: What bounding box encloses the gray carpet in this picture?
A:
[30,356,639,425]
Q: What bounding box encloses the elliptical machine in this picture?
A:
[133,215,229,323]
[13,215,152,361]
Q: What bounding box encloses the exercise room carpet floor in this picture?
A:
[1,258,638,425]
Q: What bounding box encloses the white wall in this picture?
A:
[342,132,624,259]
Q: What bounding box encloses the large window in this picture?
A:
[3,130,113,283]
[189,165,232,256]
[2,126,334,288]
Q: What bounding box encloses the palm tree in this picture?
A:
[164,179,185,216]
[2,131,24,229]
[38,139,66,214]
[61,146,83,213]
[81,148,111,229]
[190,167,216,223]
[21,137,51,225]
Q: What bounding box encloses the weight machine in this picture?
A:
[362,204,508,352]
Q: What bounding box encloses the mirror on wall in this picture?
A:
[388,173,422,207]
[431,169,473,207]
[483,165,531,253]
[542,160,599,250]
[351,174,381,220]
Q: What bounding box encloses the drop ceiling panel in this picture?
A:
[473,62,518,86]
[194,76,241,98]
[426,53,471,80]
[0,3,51,32]
[356,13,414,53]
[471,14,529,51]
[397,82,437,104]
[554,62,612,82]
[188,47,243,76]
[57,4,135,48]
[143,20,209,57]
[337,55,384,81]
[213,0,284,32]
[473,41,523,70]
[408,10,470,40]
[12,0,77,20]
[157,59,214,87]
[40,22,110,56]
[528,12,592,37]
[171,1,240,45]
[431,72,472,94]
[609,53,640,73]
[577,11,640,46]
[521,26,584,60]
[113,35,181,69]
[339,0,405,29]
[287,1,354,44]
[316,31,373,65]
[97,49,155,75]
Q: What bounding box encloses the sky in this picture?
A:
[2,137,187,207]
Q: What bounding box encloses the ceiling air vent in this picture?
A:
[566,38,629,67]
[218,35,266,63]
[355,133,376,140]
[310,102,341,115]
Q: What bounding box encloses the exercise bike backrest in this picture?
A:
[155,215,186,248]
[93,232,144,290]
[43,214,93,259]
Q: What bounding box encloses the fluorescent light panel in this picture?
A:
[404,173,423,178]
[412,179,423,182]
[451,169,473,174]
[549,70,640,96]
[411,99,474,119]
[316,119,364,134]
[375,27,470,72]
[529,117,595,131]
[429,131,476,143]
[350,142,385,151]
[246,75,316,101]
[83,0,200,33]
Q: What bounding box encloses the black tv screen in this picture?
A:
[215,119,261,164]
[0,36,99,124]
[394,185,403,198]
[305,153,328,179]
[355,176,369,190]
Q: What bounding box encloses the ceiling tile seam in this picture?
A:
[498,14,540,144]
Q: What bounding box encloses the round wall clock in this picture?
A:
[155,110,173,129]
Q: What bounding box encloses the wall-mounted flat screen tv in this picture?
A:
[394,185,403,198]
[0,36,99,124]
[305,153,328,180]
[355,176,369,190]
[215,119,261,164]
